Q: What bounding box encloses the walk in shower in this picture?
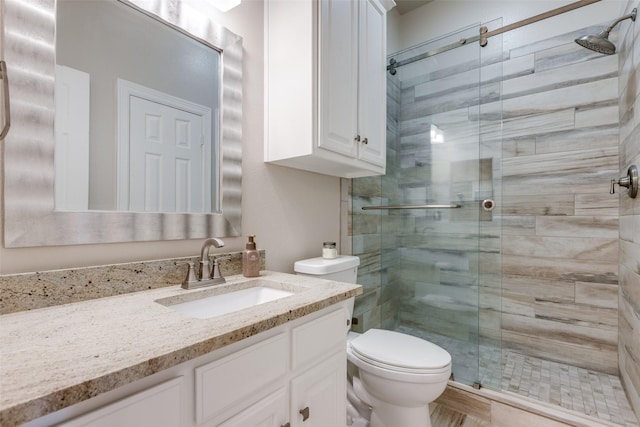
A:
[350,13,639,426]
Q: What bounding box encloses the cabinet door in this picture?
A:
[357,0,386,167]
[290,352,346,427]
[195,333,288,425]
[318,0,358,158]
[218,388,288,427]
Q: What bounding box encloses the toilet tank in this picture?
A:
[294,256,360,330]
[294,255,360,283]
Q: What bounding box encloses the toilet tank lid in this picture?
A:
[294,255,360,275]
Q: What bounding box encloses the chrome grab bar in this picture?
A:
[361,204,462,210]
[0,60,10,140]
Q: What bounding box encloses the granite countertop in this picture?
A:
[0,271,362,426]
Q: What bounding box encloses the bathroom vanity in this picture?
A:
[0,272,361,426]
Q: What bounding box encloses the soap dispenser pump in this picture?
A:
[242,235,260,277]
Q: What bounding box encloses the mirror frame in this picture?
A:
[2,0,243,248]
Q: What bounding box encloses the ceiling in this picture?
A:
[394,0,434,15]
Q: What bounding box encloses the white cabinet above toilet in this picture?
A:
[264,0,388,178]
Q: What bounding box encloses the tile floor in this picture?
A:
[397,327,639,427]
[429,403,491,427]
[502,351,639,427]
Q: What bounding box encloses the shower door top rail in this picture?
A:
[361,204,462,210]
[387,0,601,74]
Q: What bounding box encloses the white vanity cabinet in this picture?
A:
[28,305,348,427]
[264,0,387,178]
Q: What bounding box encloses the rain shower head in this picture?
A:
[575,30,617,54]
[575,8,637,55]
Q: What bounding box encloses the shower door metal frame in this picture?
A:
[387,0,601,74]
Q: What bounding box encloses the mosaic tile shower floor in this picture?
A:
[396,327,639,426]
[502,351,638,427]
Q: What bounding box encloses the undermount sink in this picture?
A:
[157,283,295,319]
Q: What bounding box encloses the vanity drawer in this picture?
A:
[56,377,184,427]
[195,332,288,424]
[292,308,346,370]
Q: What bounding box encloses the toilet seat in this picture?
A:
[350,329,451,375]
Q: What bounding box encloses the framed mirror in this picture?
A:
[2,0,243,247]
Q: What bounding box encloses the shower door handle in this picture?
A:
[361,204,462,210]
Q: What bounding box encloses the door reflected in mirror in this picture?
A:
[55,0,221,213]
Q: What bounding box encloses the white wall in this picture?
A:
[388,0,626,54]
[0,0,341,275]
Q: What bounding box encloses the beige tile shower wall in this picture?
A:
[347,74,402,333]
[501,31,620,375]
[350,175,384,332]
[618,1,640,418]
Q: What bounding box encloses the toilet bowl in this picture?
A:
[294,256,452,427]
[347,329,451,427]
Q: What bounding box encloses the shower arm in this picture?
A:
[602,9,637,36]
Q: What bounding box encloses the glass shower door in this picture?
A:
[352,21,502,388]
[386,24,483,385]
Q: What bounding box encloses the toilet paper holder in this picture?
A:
[610,165,638,198]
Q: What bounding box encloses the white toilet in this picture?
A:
[294,256,452,427]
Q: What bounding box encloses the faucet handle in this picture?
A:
[212,256,232,280]
[181,262,199,289]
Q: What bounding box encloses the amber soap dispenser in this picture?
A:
[242,235,260,277]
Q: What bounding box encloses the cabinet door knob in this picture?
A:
[299,406,310,421]
[354,135,361,142]
[362,137,368,144]
[281,423,290,427]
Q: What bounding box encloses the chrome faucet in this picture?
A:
[182,238,229,289]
